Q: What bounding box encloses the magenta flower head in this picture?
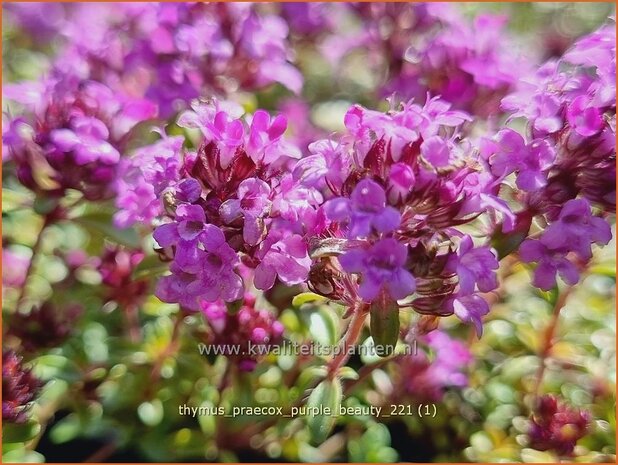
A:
[501,21,615,213]
[445,294,490,337]
[391,330,472,402]
[7,302,82,353]
[114,134,184,228]
[220,178,272,246]
[528,395,591,456]
[254,231,311,291]
[324,179,401,239]
[390,10,529,115]
[339,238,415,302]
[154,220,243,310]
[48,4,302,117]
[4,75,156,201]
[147,101,319,311]
[3,350,43,424]
[98,245,148,307]
[293,139,350,191]
[446,235,499,294]
[520,198,612,290]
[540,198,612,260]
[302,99,511,335]
[488,128,556,192]
[201,294,284,371]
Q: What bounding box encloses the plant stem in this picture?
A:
[327,303,368,380]
[14,217,51,311]
[124,303,141,343]
[533,288,573,398]
[84,440,118,462]
[148,311,184,396]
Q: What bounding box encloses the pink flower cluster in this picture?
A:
[487,24,616,290]
[8,3,302,117]
[148,100,319,311]
[3,4,615,371]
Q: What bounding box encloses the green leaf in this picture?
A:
[138,400,164,426]
[33,196,59,216]
[74,212,141,248]
[590,262,617,279]
[307,307,339,347]
[296,366,328,392]
[292,292,327,308]
[348,422,398,463]
[2,420,41,444]
[31,355,80,383]
[49,414,82,444]
[2,449,45,463]
[369,297,399,357]
[1,188,34,212]
[537,286,559,306]
[337,366,359,381]
[306,379,342,445]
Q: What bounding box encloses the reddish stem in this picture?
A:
[327,303,368,380]
[533,288,573,398]
[124,303,141,343]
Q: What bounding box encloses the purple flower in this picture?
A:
[425,331,473,387]
[220,178,272,246]
[293,139,350,190]
[501,66,564,135]
[44,4,302,117]
[271,173,323,223]
[238,11,303,94]
[567,95,604,137]
[114,135,184,228]
[381,10,529,115]
[447,236,499,294]
[50,115,119,165]
[541,198,612,261]
[2,117,30,162]
[563,24,616,108]
[446,294,490,337]
[519,240,579,291]
[154,220,243,308]
[339,238,416,301]
[387,162,416,205]
[280,3,335,35]
[324,179,401,239]
[519,199,611,290]
[246,110,301,165]
[254,232,311,291]
[154,204,208,246]
[488,129,555,192]
[178,100,244,169]
[458,171,516,232]
[420,136,453,169]
[4,75,156,200]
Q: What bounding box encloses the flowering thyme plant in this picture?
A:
[2,3,615,463]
